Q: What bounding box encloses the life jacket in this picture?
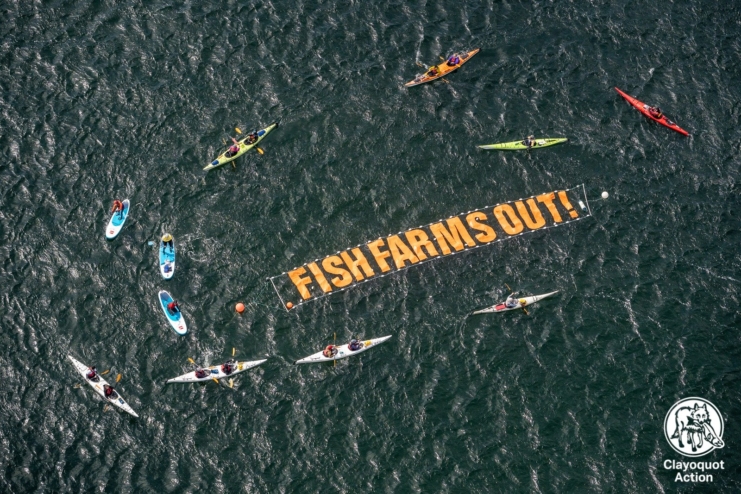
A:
[195,369,208,378]
[104,387,114,397]
[167,301,178,312]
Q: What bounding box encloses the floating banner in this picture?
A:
[270,185,591,310]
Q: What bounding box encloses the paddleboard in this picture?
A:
[105,199,130,239]
[159,237,176,280]
[158,290,187,335]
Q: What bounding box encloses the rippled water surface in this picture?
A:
[1,0,740,492]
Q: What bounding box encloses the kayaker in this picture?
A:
[446,55,461,66]
[167,300,180,315]
[194,368,208,379]
[648,106,663,119]
[427,66,439,77]
[226,138,240,157]
[348,339,363,351]
[246,131,258,144]
[522,135,536,149]
[103,384,118,399]
[86,366,98,380]
[162,233,174,251]
[111,200,124,218]
[221,359,236,375]
[322,345,337,358]
[505,294,520,308]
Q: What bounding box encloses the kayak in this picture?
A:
[68,355,139,417]
[478,138,568,151]
[614,87,689,136]
[158,290,187,335]
[404,48,481,87]
[471,291,559,315]
[105,199,130,239]
[204,122,278,171]
[165,359,267,384]
[159,237,176,280]
[295,336,392,364]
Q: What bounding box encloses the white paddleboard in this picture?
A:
[105,199,130,239]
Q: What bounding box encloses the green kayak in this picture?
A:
[204,122,278,171]
[478,137,567,151]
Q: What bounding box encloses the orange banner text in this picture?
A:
[269,185,591,310]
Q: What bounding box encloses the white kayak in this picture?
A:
[105,199,130,239]
[165,359,267,384]
[68,355,139,417]
[295,336,392,364]
[471,291,559,315]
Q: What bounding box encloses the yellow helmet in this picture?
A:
[162,233,173,242]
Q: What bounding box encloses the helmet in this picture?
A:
[162,234,172,242]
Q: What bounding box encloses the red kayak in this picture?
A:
[614,87,689,136]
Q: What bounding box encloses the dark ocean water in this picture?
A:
[1,0,740,492]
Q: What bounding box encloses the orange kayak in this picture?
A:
[614,87,689,136]
[404,48,480,87]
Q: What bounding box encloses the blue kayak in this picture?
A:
[159,238,176,280]
[158,290,187,335]
[106,199,130,239]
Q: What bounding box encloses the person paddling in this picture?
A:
[221,359,236,375]
[648,106,663,119]
[194,368,209,379]
[322,345,337,358]
[103,384,118,399]
[86,366,98,381]
[505,293,520,308]
[226,137,240,157]
[522,135,536,149]
[446,54,461,66]
[348,339,363,351]
[111,200,124,218]
[167,300,180,315]
[162,233,174,251]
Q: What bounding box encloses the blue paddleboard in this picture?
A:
[158,290,187,335]
[106,199,130,239]
[159,238,176,280]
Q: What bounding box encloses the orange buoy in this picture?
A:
[235,303,245,313]
[286,302,294,310]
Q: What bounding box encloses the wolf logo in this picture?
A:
[664,397,725,457]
